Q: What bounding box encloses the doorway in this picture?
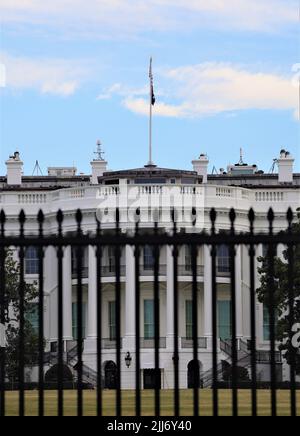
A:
[104,361,117,389]
[143,369,161,390]
[187,360,202,389]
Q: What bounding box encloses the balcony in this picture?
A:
[181,337,208,349]
[101,265,126,277]
[140,265,167,276]
[141,338,167,349]
[256,350,282,364]
[216,268,230,278]
[102,338,123,349]
[177,265,204,277]
[72,267,89,279]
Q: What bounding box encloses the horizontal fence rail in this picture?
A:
[0,207,299,417]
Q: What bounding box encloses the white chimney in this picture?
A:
[90,159,108,184]
[6,151,23,186]
[192,153,209,183]
[278,149,294,183]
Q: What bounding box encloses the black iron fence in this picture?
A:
[0,207,299,417]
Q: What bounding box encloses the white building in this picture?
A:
[0,149,299,388]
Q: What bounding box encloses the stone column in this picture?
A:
[166,245,175,349]
[85,246,97,352]
[235,245,243,339]
[44,246,58,342]
[204,245,213,348]
[63,246,73,342]
[124,245,135,350]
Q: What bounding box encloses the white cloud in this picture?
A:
[0,0,297,36]
[0,64,6,87]
[156,0,298,31]
[0,52,91,96]
[121,63,298,118]
[97,83,150,101]
[123,98,184,118]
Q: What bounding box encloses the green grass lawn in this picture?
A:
[2,390,300,416]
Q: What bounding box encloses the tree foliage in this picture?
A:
[1,250,40,381]
[257,210,300,374]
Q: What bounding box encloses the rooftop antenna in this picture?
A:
[270,159,278,174]
[32,160,43,176]
[211,166,218,175]
[94,139,105,161]
[239,148,244,165]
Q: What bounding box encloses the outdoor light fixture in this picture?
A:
[172,354,179,363]
[125,352,132,368]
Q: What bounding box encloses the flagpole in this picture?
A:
[148,57,153,166]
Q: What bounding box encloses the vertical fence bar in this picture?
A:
[18,210,26,417]
[191,208,199,417]
[229,209,238,417]
[153,218,161,416]
[248,209,257,417]
[115,209,122,417]
[0,211,6,417]
[38,211,45,417]
[210,209,219,416]
[96,220,103,417]
[134,210,141,417]
[287,208,296,417]
[76,210,83,417]
[172,210,180,417]
[267,209,277,417]
[57,210,64,417]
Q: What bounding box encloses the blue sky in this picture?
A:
[0,0,299,175]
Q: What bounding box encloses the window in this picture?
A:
[135,178,166,184]
[71,248,88,277]
[72,303,87,340]
[263,306,278,341]
[186,301,193,340]
[143,246,155,271]
[26,303,39,333]
[263,306,270,341]
[181,178,196,185]
[109,301,116,341]
[108,247,116,273]
[144,300,154,339]
[217,245,230,274]
[262,244,277,258]
[218,300,231,340]
[185,246,192,272]
[71,247,89,278]
[25,247,39,275]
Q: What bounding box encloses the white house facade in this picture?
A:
[0,149,299,389]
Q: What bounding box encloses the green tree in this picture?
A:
[257,210,300,374]
[1,249,40,381]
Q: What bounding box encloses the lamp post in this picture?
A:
[125,352,132,369]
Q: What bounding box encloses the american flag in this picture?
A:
[149,58,156,106]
